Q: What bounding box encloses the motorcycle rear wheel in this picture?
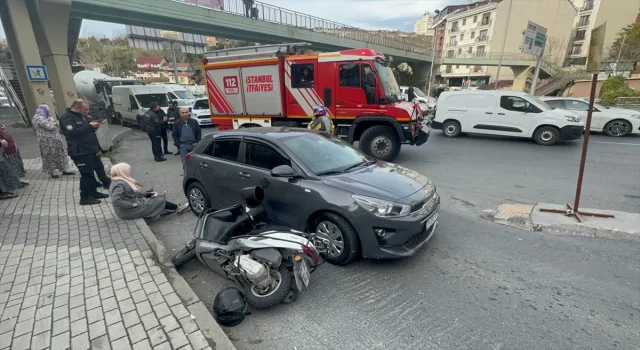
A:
[172,244,196,268]
[245,265,292,309]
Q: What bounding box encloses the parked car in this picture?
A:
[400,86,436,111]
[183,128,440,265]
[541,97,640,137]
[189,98,213,126]
[432,91,584,145]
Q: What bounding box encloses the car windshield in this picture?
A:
[193,99,209,110]
[413,87,427,98]
[173,90,195,99]
[136,93,169,107]
[281,133,370,175]
[375,62,401,102]
[526,94,552,111]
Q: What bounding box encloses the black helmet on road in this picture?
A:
[213,287,248,327]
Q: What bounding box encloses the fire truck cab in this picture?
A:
[203,43,429,161]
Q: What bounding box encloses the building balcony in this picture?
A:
[579,2,594,12]
[449,28,459,33]
[479,18,492,27]
[575,21,589,28]
[476,36,490,43]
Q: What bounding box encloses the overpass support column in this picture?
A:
[511,66,533,92]
[0,0,55,118]
[414,62,432,91]
[28,0,77,116]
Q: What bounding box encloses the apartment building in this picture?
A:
[436,0,575,88]
[566,0,640,66]
[414,11,435,36]
[431,4,469,58]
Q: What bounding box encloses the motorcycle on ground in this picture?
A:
[172,186,322,309]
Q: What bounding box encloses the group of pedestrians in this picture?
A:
[143,102,201,166]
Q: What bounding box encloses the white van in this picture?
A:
[111,85,171,127]
[432,91,584,145]
[154,84,196,108]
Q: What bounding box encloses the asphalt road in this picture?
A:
[112,127,640,349]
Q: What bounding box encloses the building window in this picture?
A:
[574,30,586,41]
[446,65,452,73]
[449,36,457,46]
[477,46,485,56]
[468,47,473,54]
[458,48,462,54]
[462,18,467,25]
[479,30,488,42]
[451,21,459,32]
[291,64,314,88]
[481,14,491,26]
[460,33,465,40]
[571,44,582,55]
[447,50,455,58]
[473,15,477,23]
[578,15,589,27]
[471,31,475,39]
[456,65,460,68]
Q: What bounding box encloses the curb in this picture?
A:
[135,220,238,350]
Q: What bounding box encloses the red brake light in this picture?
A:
[185,152,192,162]
[302,245,320,264]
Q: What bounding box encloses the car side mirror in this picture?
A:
[271,165,296,178]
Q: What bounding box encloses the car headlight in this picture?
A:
[352,194,411,218]
[630,114,640,119]
[565,115,581,122]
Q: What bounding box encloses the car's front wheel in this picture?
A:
[603,119,632,137]
[442,120,461,138]
[187,182,210,215]
[533,126,560,146]
[313,213,360,265]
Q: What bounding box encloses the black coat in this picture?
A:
[142,109,166,133]
[172,118,202,145]
[59,110,101,157]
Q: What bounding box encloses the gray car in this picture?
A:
[183,128,440,265]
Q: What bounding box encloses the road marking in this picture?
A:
[593,141,640,146]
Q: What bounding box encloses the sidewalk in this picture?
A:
[0,127,234,349]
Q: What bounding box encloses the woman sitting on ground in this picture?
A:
[109,162,186,220]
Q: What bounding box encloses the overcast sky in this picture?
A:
[0,0,468,39]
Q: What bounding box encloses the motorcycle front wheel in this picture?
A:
[245,265,292,309]
[172,241,196,268]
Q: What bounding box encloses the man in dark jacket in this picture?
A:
[172,107,201,167]
[155,107,171,155]
[143,102,167,162]
[60,100,111,205]
[167,101,181,155]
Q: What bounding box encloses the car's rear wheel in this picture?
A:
[533,126,560,146]
[442,120,461,137]
[187,182,210,215]
[603,119,632,137]
[313,213,360,265]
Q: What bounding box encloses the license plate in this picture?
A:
[298,260,310,289]
[426,211,439,230]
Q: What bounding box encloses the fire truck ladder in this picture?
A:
[203,42,311,62]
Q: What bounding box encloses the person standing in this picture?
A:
[143,102,167,162]
[60,99,111,205]
[242,0,254,17]
[156,107,171,155]
[32,104,75,178]
[172,107,201,167]
[167,101,181,155]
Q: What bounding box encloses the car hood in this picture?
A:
[321,162,431,201]
[192,109,210,116]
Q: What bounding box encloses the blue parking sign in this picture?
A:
[26,65,48,81]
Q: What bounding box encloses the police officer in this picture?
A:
[60,100,111,205]
[142,102,167,162]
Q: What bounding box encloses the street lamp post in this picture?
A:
[427,32,437,97]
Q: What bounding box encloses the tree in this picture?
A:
[598,75,639,105]
[608,23,640,62]
[392,62,426,89]
[76,36,160,77]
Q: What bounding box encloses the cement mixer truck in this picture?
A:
[73,70,137,124]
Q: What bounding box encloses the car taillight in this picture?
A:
[302,245,320,264]
[184,152,192,162]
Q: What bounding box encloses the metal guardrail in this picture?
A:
[173,0,432,55]
[441,52,536,61]
[0,64,30,127]
[615,97,640,106]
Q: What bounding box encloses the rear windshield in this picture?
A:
[136,93,169,107]
[193,100,209,110]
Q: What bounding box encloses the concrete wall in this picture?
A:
[488,0,576,81]
[568,78,640,98]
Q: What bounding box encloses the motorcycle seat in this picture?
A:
[210,210,236,223]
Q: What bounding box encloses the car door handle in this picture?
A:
[485,112,493,114]
[239,172,251,178]
[497,113,505,115]
[198,162,208,168]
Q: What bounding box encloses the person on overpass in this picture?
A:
[243,0,254,17]
[307,104,334,135]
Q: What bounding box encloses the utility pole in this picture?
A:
[426,33,437,97]
[494,0,513,89]
[170,41,179,84]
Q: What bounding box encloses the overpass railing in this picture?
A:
[436,52,537,63]
[174,0,432,56]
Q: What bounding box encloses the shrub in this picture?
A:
[598,76,639,105]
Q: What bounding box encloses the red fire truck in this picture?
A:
[202,43,429,161]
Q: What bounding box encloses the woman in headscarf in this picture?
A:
[0,128,23,199]
[32,104,75,178]
[109,163,186,220]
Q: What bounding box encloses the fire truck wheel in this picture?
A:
[359,125,401,162]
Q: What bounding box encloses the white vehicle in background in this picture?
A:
[154,83,196,108]
[110,85,171,127]
[189,98,213,126]
[541,97,640,137]
[432,91,584,146]
[400,86,436,112]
